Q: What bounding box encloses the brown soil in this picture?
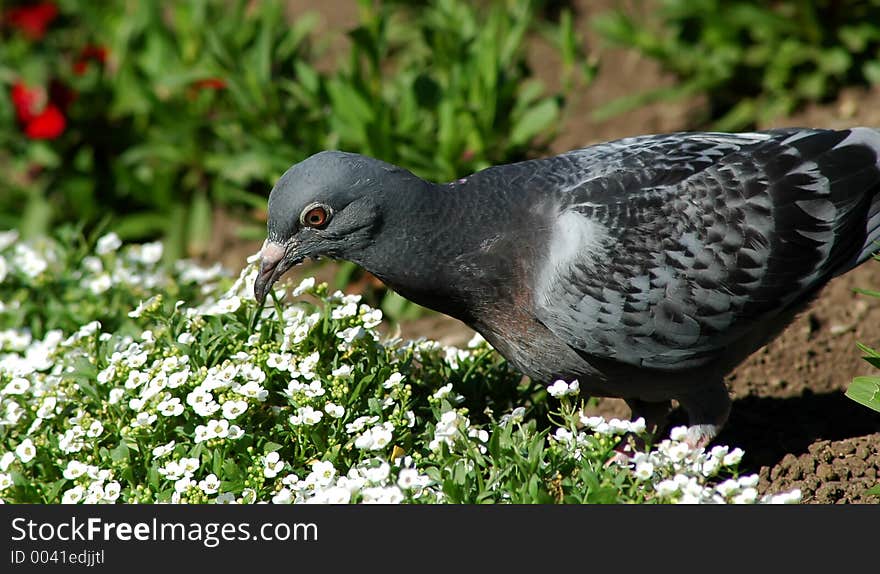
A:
[228,0,880,503]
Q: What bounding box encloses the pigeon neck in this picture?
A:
[354,176,524,322]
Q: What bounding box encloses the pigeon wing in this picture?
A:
[533,128,880,370]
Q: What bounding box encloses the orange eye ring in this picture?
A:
[300,204,331,228]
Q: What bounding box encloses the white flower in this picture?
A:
[331,365,352,378]
[292,277,316,297]
[716,479,740,497]
[36,397,57,419]
[199,474,221,494]
[0,473,12,491]
[152,441,175,458]
[331,302,358,320]
[61,485,85,504]
[103,481,121,502]
[194,425,209,444]
[63,460,88,480]
[138,241,163,265]
[95,232,122,255]
[180,457,200,475]
[235,381,268,401]
[655,480,679,497]
[221,399,248,419]
[337,326,366,345]
[108,388,124,404]
[272,488,293,504]
[346,415,378,434]
[634,462,655,480]
[667,442,691,462]
[433,383,453,399]
[15,439,36,463]
[0,230,18,250]
[319,486,352,504]
[397,468,422,490]
[86,421,104,438]
[360,308,383,329]
[731,487,758,504]
[263,452,285,478]
[738,474,760,488]
[0,452,14,471]
[765,489,802,504]
[307,461,336,488]
[206,418,230,439]
[175,477,194,493]
[83,255,104,273]
[324,403,345,418]
[158,397,184,417]
[216,296,242,314]
[547,379,579,398]
[289,406,323,426]
[215,493,237,504]
[87,274,112,295]
[3,377,30,395]
[669,426,689,442]
[19,254,47,278]
[383,373,404,389]
[177,332,195,345]
[723,448,744,466]
[132,411,157,428]
[361,486,404,504]
[363,461,391,483]
[227,425,244,440]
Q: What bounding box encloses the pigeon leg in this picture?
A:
[674,382,732,450]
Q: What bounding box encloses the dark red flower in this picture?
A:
[73,44,108,76]
[4,2,58,40]
[9,80,70,140]
[193,78,227,90]
[10,82,43,123]
[24,104,65,139]
[48,79,76,111]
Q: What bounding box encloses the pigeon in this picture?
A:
[254,127,880,447]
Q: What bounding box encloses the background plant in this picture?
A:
[0,0,586,254]
[593,0,880,130]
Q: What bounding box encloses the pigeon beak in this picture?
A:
[254,240,288,305]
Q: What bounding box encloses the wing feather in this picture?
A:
[534,128,880,370]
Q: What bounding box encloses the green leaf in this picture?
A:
[846,376,880,413]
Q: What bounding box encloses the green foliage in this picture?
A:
[848,271,880,413]
[0,0,584,256]
[593,0,880,130]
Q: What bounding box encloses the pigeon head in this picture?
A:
[254,150,425,304]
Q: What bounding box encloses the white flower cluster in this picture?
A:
[0,234,803,506]
[622,425,801,504]
[270,457,436,505]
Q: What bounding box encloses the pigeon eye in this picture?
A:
[301,204,331,228]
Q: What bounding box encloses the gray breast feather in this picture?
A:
[534,128,880,371]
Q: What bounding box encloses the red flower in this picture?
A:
[9,80,69,140]
[10,82,43,123]
[4,2,58,40]
[73,44,108,76]
[24,105,65,139]
[193,78,227,90]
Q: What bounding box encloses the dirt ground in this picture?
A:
[222,1,880,503]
